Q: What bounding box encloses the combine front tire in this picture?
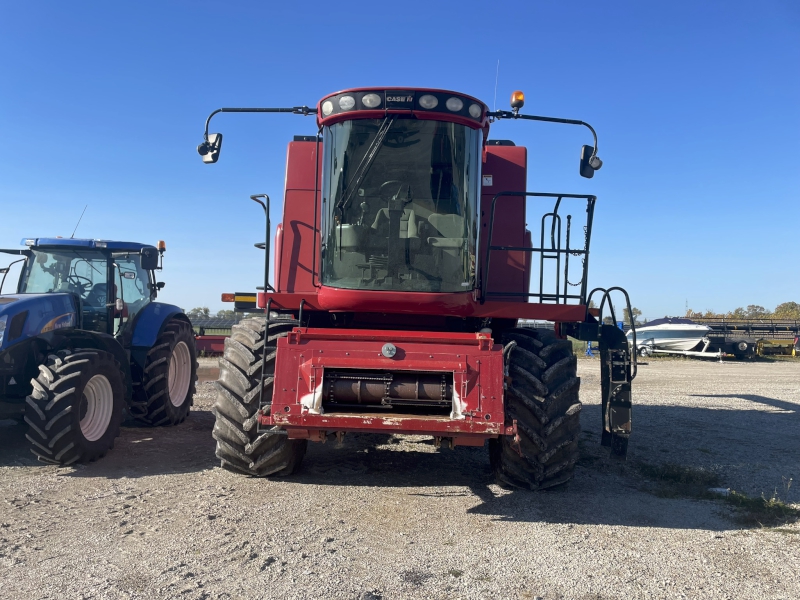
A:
[25,349,124,465]
[489,328,581,490]
[131,319,197,426]
[212,318,307,477]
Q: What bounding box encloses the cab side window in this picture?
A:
[112,254,152,324]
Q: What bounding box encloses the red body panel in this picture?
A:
[257,290,588,321]
[480,145,529,300]
[276,141,321,293]
[274,222,283,288]
[194,335,226,354]
[264,328,507,438]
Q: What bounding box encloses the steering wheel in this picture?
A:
[68,274,93,296]
[379,180,413,205]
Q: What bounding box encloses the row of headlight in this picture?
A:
[320,92,484,119]
[417,94,483,118]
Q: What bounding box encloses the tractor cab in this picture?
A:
[2,239,163,341]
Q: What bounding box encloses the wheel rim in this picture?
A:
[168,341,192,407]
[80,374,114,441]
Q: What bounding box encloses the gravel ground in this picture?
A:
[1,358,798,599]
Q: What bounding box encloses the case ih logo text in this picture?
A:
[387,95,413,103]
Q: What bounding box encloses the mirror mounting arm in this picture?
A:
[487,110,600,162]
[202,106,317,142]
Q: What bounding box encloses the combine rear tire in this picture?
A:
[131,319,197,426]
[212,318,307,476]
[25,349,124,465]
[489,328,581,490]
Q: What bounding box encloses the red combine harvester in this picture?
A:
[197,88,636,489]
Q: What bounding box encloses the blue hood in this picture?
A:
[0,293,77,351]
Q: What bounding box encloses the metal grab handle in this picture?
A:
[250,195,276,294]
[587,286,638,380]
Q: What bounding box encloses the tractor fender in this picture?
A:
[129,302,191,373]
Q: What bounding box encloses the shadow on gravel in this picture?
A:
[0,418,40,467]
[289,433,736,530]
[0,409,217,476]
[689,393,798,413]
[282,393,800,531]
[65,409,218,479]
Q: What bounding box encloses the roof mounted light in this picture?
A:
[445,97,464,112]
[321,100,334,116]
[418,94,438,109]
[338,96,356,110]
[362,93,381,108]
[468,103,482,118]
[510,90,525,114]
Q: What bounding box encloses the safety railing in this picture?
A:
[481,192,596,305]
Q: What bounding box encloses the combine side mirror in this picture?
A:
[580,145,603,179]
[197,133,223,164]
[140,247,159,270]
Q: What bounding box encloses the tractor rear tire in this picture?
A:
[212,317,307,477]
[25,349,124,465]
[130,319,197,426]
[489,328,581,490]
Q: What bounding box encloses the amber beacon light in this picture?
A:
[510,90,525,112]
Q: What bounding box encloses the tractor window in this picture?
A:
[321,117,481,293]
[21,250,107,300]
[112,253,152,330]
[21,249,111,333]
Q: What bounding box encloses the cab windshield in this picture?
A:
[321,117,480,292]
[21,249,107,299]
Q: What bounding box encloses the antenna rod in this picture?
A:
[493,60,500,112]
[71,205,88,238]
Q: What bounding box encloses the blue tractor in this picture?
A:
[0,238,197,464]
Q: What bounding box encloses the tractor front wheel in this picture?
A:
[489,328,582,490]
[131,319,197,426]
[25,349,124,465]
[212,317,307,477]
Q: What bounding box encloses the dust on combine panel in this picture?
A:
[197,87,636,488]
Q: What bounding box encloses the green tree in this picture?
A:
[726,305,770,319]
[744,304,769,319]
[773,301,800,320]
[216,309,236,319]
[186,306,211,319]
[623,307,643,326]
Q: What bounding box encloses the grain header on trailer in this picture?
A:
[197,87,636,489]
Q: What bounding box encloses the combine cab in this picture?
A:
[199,88,635,489]
[0,238,197,464]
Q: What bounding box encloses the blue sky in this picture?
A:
[1,1,798,320]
